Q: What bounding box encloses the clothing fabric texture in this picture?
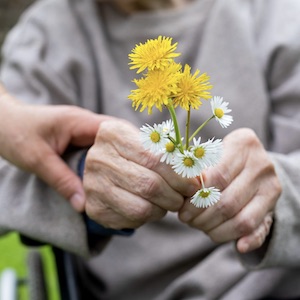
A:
[1,0,300,299]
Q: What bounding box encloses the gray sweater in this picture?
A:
[1,0,300,299]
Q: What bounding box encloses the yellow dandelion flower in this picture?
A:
[129,36,181,74]
[128,62,182,114]
[172,64,213,111]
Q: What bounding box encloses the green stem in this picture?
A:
[167,99,183,151]
[185,107,191,150]
[189,115,214,143]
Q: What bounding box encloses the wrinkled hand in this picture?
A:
[0,90,111,211]
[178,128,282,253]
[84,119,199,229]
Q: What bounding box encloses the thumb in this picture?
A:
[31,148,85,212]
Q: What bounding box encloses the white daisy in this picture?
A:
[210,96,233,128]
[172,150,203,178]
[140,123,168,154]
[160,140,180,165]
[190,187,221,208]
[161,119,174,136]
[191,137,223,168]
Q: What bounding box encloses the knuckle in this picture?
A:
[253,227,266,247]
[136,174,161,199]
[127,202,154,222]
[139,149,161,170]
[216,199,236,222]
[233,128,262,155]
[150,209,167,221]
[85,147,106,167]
[210,167,231,190]
[234,216,257,237]
[25,150,42,171]
[238,128,259,146]
[260,159,276,177]
[85,198,107,224]
[85,149,117,177]
[208,232,223,244]
[85,197,129,230]
[168,197,184,212]
[178,213,187,224]
[270,176,282,198]
[95,121,119,144]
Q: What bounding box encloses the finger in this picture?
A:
[180,166,258,229]
[29,145,85,212]
[85,177,167,229]
[64,110,112,146]
[201,129,266,192]
[101,120,200,197]
[236,212,274,253]
[206,193,272,244]
[180,131,276,228]
[48,107,112,153]
[202,157,279,241]
[178,132,250,222]
[152,158,200,197]
[88,144,185,211]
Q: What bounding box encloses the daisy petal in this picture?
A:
[210,96,233,128]
[190,187,221,208]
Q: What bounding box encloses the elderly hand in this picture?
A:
[178,128,282,253]
[84,118,199,229]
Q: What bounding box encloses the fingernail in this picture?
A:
[70,193,85,211]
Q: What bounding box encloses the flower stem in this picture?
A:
[189,115,214,143]
[199,173,205,189]
[167,100,183,151]
[185,107,191,149]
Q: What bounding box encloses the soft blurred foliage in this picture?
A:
[0,232,59,300]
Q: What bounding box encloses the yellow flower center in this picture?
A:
[200,190,210,198]
[214,108,224,118]
[165,142,175,153]
[150,131,160,143]
[194,147,205,158]
[183,157,194,167]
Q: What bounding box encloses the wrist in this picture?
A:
[77,151,135,238]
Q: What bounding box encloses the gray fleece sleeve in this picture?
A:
[239,0,300,269]
[0,0,98,257]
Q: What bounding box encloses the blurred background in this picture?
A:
[0,0,35,60]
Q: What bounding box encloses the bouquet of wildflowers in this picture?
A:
[128,36,233,208]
